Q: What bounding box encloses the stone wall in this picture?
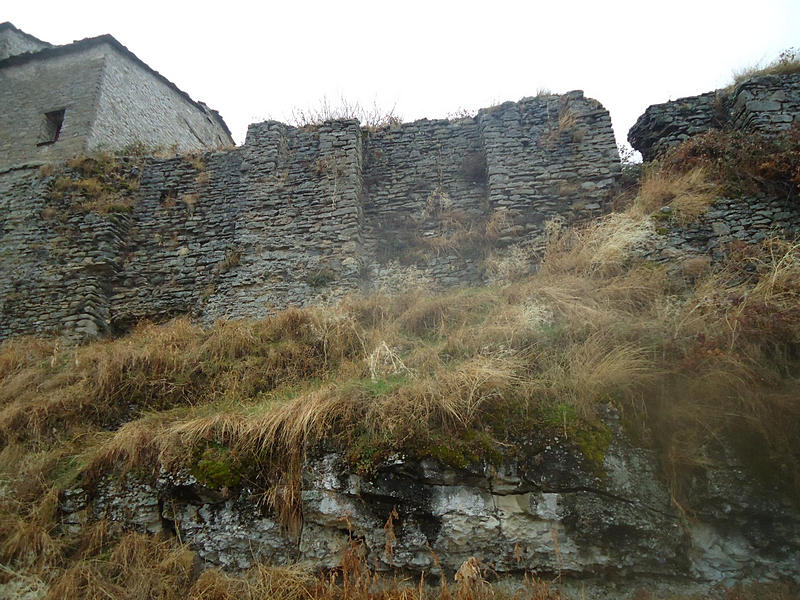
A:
[729,72,800,132]
[628,72,800,161]
[0,92,620,342]
[627,92,720,162]
[362,115,488,285]
[0,157,138,341]
[361,91,620,286]
[4,70,800,343]
[113,119,366,329]
[479,92,618,234]
[641,194,800,267]
[626,71,800,269]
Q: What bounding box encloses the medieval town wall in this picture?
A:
[0,93,621,341]
[629,72,800,160]
[3,70,800,343]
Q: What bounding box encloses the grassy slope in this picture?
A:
[1,130,800,599]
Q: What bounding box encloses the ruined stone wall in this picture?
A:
[627,92,720,162]
[478,92,619,238]
[107,152,241,332]
[90,47,233,153]
[639,194,800,270]
[0,93,621,342]
[625,72,800,268]
[195,119,365,323]
[0,120,368,340]
[0,165,132,340]
[729,72,800,132]
[361,92,620,287]
[362,116,488,285]
[629,72,800,161]
[5,75,800,343]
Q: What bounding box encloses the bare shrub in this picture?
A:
[291,96,401,131]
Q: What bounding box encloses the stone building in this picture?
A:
[0,21,52,60]
[0,22,233,170]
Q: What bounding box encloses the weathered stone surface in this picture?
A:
[0,22,51,61]
[60,409,800,588]
[637,194,800,267]
[628,91,721,162]
[0,93,620,342]
[629,72,800,161]
[170,497,299,570]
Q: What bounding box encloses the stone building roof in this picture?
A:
[0,21,53,50]
[0,27,232,141]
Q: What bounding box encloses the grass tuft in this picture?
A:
[732,47,800,85]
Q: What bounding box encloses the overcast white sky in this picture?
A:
[5,1,800,148]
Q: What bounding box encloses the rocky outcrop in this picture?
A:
[59,408,800,588]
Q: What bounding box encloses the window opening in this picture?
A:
[38,109,65,145]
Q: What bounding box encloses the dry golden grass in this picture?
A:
[632,168,719,225]
[39,535,574,600]
[0,308,364,448]
[44,532,197,600]
[539,212,655,278]
[12,529,794,600]
[732,47,800,85]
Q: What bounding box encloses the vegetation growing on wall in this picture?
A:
[732,47,800,85]
[42,152,143,214]
[658,126,800,198]
[290,96,402,132]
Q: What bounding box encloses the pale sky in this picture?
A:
[5,1,799,149]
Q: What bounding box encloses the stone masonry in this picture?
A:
[0,92,619,342]
[626,71,800,268]
[4,70,799,344]
[629,72,800,161]
[0,22,51,61]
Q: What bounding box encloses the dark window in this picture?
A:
[37,109,65,145]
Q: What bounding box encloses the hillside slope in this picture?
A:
[2,124,800,599]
